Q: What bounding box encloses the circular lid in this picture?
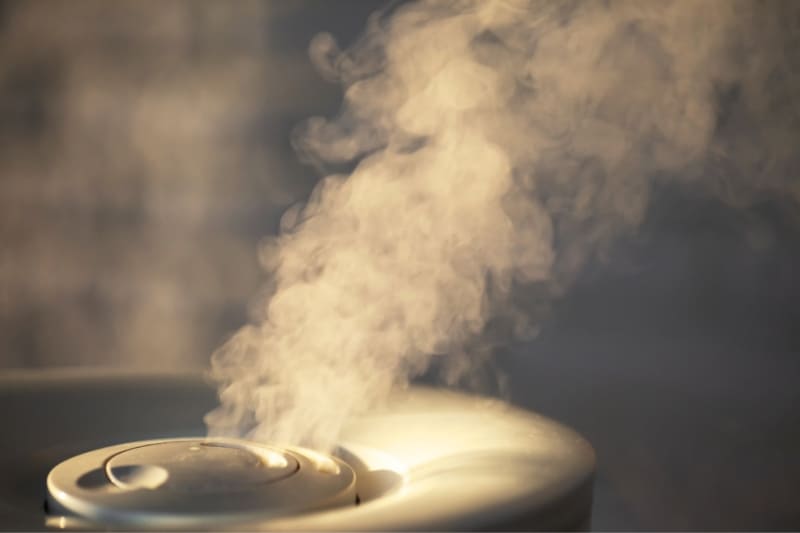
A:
[104,441,297,492]
[46,438,356,528]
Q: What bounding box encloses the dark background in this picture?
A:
[0,1,798,529]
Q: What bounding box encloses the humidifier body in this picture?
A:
[0,370,594,530]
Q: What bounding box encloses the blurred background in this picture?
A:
[0,0,379,367]
[0,0,797,529]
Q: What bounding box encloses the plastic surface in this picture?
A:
[47,438,356,528]
[0,370,594,530]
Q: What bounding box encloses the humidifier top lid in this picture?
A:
[46,438,356,528]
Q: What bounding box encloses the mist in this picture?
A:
[205,0,799,450]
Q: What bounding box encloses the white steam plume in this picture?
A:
[206,0,800,450]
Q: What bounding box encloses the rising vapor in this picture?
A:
[206,0,800,450]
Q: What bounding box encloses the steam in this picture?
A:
[206,0,800,450]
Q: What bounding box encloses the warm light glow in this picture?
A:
[206,0,800,452]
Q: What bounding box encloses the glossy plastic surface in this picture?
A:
[0,370,594,531]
